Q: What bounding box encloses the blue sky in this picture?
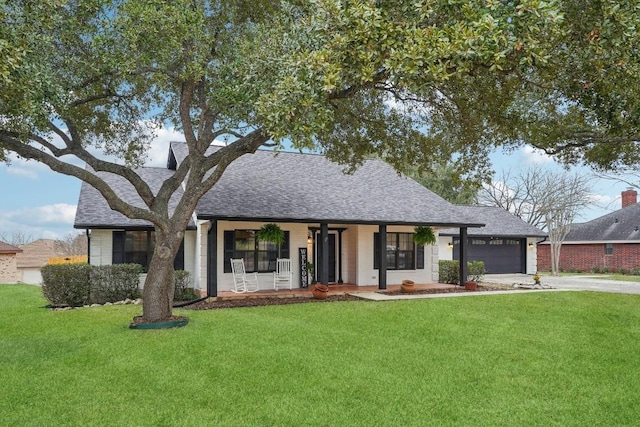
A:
[0,127,631,241]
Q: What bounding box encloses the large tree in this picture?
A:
[2,0,640,323]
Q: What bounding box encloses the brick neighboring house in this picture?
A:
[537,189,640,272]
[0,241,23,283]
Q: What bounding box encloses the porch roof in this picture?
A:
[171,142,483,228]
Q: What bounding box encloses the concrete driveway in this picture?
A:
[484,273,640,295]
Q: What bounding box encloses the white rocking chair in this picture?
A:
[230,258,260,293]
[273,258,293,290]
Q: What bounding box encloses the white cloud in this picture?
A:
[520,145,553,165]
[145,125,185,167]
[0,204,77,241]
[1,203,76,227]
[5,153,52,179]
[31,204,77,225]
[137,124,228,167]
[6,166,39,179]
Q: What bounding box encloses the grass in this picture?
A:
[599,274,640,283]
[2,284,640,426]
[540,271,640,283]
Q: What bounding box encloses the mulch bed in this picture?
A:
[182,283,517,310]
[185,294,362,310]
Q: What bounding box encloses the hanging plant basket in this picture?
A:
[413,226,437,246]
[256,223,285,245]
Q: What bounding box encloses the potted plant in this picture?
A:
[312,284,329,299]
[465,260,486,291]
[306,261,315,283]
[401,279,416,293]
[256,223,284,257]
[413,226,437,246]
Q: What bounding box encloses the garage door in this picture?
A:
[454,238,524,274]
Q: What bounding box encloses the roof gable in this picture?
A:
[439,206,547,237]
[0,241,22,254]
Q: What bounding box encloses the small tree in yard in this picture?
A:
[479,168,593,275]
[3,1,640,325]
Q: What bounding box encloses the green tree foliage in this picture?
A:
[409,164,481,204]
[2,0,639,323]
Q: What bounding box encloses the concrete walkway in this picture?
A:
[484,273,640,295]
[350,288,573,301]
[349,273,640,301]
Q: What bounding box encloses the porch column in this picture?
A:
[459,227,468,286]
[86,229,91,265]
[207,220,218,297]
[378,224,387,290]
[337,229,344,283]
[320,223,329,285]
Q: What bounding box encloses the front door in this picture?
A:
[315,233,337,283]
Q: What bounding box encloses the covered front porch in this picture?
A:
[199,218,479,297]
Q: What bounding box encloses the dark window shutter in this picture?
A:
[173,239,185,271]
[373,232,379,269]
[281,231,290,259]
[112,231,125,264]
[223,230,234,273]
[416,244,425,269]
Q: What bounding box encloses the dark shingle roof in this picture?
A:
[563,203,640,242]
[74,142,485,228]
[74,167,195,229]
[170,142,482,226]
[439,206,547,237]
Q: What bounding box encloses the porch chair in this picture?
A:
[230,258,260,293]
[273,258,293,290]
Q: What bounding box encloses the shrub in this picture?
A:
[468,261,486,282]
[630,267,640,276]
[438,260,486,284]
[618,267,628,275]
[41,263,91,307]
[438,260,459,284]
[90,264,142,304]
[173,270,197,301]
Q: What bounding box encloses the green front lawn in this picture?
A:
[540,271,640,283]
[2,285,640,426]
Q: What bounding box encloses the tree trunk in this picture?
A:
[141,228,184,323]
[550,241,562,276]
